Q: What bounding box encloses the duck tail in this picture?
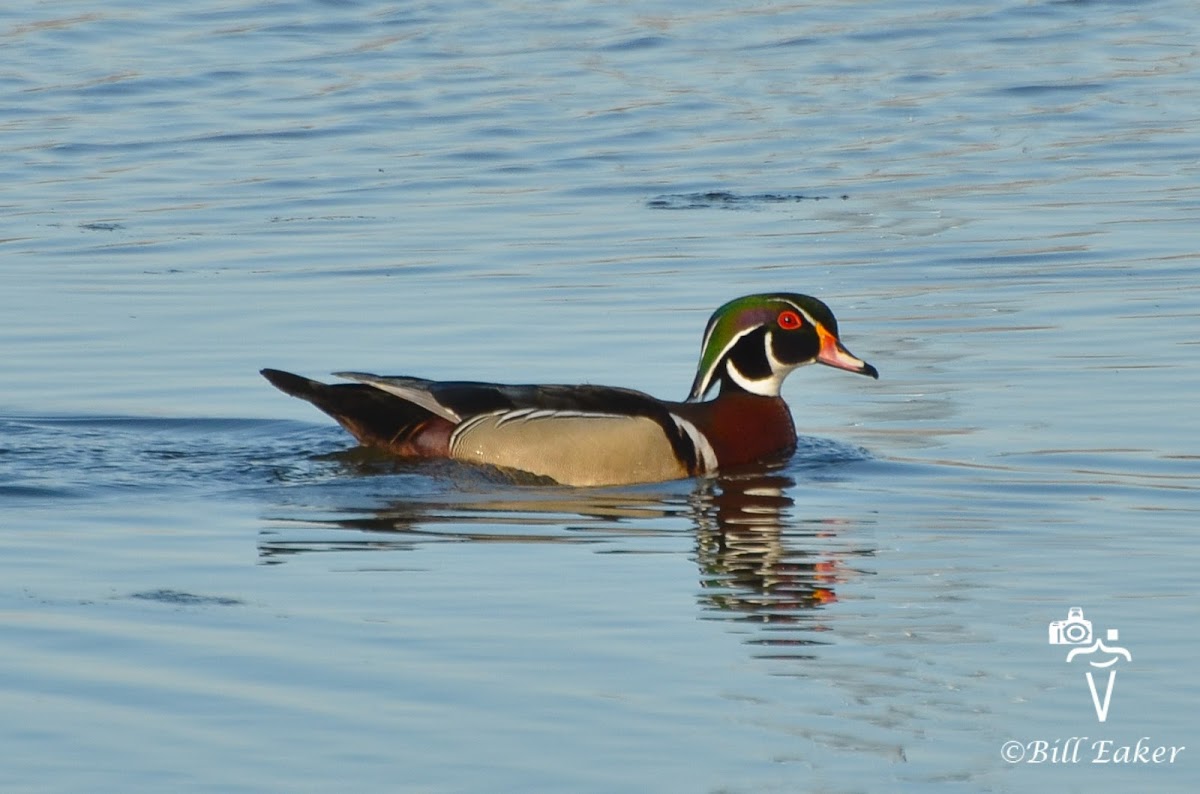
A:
[259,369,451,455]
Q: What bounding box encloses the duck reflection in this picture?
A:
[690,471,873,656]
[260,455,874,655]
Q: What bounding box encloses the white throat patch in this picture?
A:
[724,330,804,397]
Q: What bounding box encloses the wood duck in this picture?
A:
[261,293,877,487]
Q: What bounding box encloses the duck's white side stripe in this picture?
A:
[490,408,626,427]
[449,409,630,450]
[448,411,502,449]
[670,414,718,474]
[449,408,718,476]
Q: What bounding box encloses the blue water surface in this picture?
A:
[2,2,1198,792]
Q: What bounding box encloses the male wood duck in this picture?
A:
[261,292,877,487]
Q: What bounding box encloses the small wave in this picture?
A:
[647,191,848,209]
[129,589,244,607]
[790,435,874,470]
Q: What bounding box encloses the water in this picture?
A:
[3,1,1198,791]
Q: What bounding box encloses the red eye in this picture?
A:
[777,310,803,330]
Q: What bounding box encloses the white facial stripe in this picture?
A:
[727,358,775,396]
[764,329,786,373]
[726,330,807,397]
[778,297,819,328]
[694,325,757,399]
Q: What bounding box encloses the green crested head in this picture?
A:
[686,292,878,402]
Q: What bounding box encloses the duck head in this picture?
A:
[687,293,878,402]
